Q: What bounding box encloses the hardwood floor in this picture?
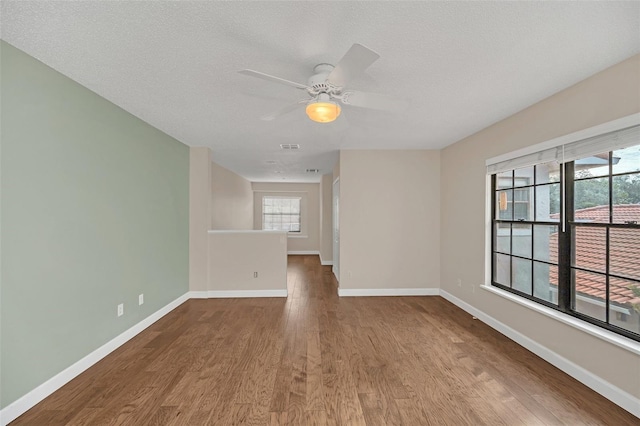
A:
[12,255,638,425]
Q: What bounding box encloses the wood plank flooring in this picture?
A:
[11,255,639,425]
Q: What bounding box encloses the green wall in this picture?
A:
[0,41,190,408]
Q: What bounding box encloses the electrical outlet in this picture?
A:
[457,278,462,287]
[117,303,124,317]
[138,294,144,305]
[254,272,258,278]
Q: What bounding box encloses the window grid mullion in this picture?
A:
[510,171,514,289]
[559,163,572,313]
[531,173,536,297]
[605,151,613,325]
[491,174,497,286]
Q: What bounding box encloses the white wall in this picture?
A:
[207,231,287,295]
[339,150,441,292]
[252,182,320,253]
[211,161,253,230]
[319,173,333,265]
[440,55,640,401]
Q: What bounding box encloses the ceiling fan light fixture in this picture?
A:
[306,100,341,123]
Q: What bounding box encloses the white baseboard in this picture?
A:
[320,260,333,266]
[338,288,439,297]
[0,293,190,426]
[439,289,640,419]
[189,289,288,298]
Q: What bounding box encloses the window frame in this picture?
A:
[261,196,302,233]
[491,156,640,342]
[492,166,562,310]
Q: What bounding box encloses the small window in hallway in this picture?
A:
[262,196,301,232]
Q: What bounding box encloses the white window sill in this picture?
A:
[481,284,640,355]
[287,234,308,239]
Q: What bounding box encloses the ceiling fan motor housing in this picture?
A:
[307,64,342,98]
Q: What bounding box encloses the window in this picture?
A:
[494,164,560,304]
[262,197,301,232]
[490,124,640,342]
[569,146,640,336]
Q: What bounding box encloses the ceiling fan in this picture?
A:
[239,43,405,123]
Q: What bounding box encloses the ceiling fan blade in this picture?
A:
[326,44,380,87]
[340,90,408,112]
[261,100,309,121]
[239,69,309,90]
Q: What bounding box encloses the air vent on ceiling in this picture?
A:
[306,169,321,173]
[280,144,300,150]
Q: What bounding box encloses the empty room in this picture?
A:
[1,1,639,425]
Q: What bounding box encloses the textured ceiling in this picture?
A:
[2,1,639,182]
